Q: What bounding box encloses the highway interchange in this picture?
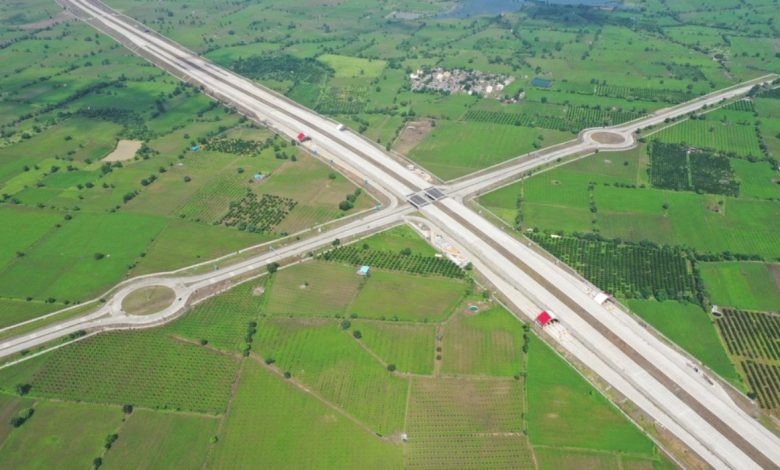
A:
[3,0,779,467]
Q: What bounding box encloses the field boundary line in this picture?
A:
[249,353,389,441]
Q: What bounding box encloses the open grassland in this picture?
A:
[359,225,437,256]
[265,261,362,317]
[121,285,175,316]
[441,308,526,377]
[254,317,408,435]
[627,300,740,385]
[526,335,656,455]
[353,321,435,374]
[700,262,780,312]
[0,401,123,469]
[209,362,402,469]
[349,270,466,322]
[408,121,570,180]
[101,409,218,470]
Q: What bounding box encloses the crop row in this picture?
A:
[206,137,261,155]
[405,435,534,469]
[464,110,567,130]
[723,99,755,112]
[464,106,641,132]
[564,106,642,128]
[742,361,780,411]
[649,141,689,190]
[648,142,739,196]
[221,192,297,233]
[320,246,464,278]
[528,233,697,301]
[594,84,693,103]
[316,86,367,114]
[14,330,238,413]
[716,309,780,362]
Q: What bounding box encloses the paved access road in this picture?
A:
[5,0,779,467]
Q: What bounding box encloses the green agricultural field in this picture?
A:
[101,409,218,469]
[441,307,526,377]
[318,54,386,78]
[253,317,408,435]
[714,308,780,414]
[526,335,656,455]
[0,401,124,469]
[0,327,240,413]
[353,321,436,374]
[627,300,740,385]
[700,262,780,312]
[3,0,780,466]
[405,376,532,469]
[409,121,570,180]
[265,261,363,317]
[651,118,762,159]
[359,225,436,256]
[349,270,466,322]
[208,362,402,469]
[166,281,268,353]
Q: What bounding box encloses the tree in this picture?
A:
[353,330,362,339]
[122,404,134,414]
[399,247,412,256]
[183,175,192,183]
[267,262,280,274]
[15,383,31,396]
[94,252,105,260]
[332,238,341,247]
[283,371,292,379]
[387,364,396,372]
[340,320,351,330]
[93,457,103,469]
[104,433,119,449]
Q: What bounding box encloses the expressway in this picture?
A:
[4,0,780,467]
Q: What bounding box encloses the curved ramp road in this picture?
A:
[5,0,779,467]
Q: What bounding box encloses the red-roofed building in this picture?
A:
[536,311,555,327]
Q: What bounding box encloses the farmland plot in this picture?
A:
[715,309,780,413]
[208,362,402,469]
[253,318,408,435]
[405,376,533,469]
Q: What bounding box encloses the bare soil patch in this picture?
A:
[102,139,143,162]
[591,131,626,145]
[393,120,434,155]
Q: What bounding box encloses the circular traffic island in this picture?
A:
[590,131,627,145]
[121,286,176,316]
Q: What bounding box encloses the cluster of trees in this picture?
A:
[339,188,362,211]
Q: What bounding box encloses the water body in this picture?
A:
[438,0,618,19]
